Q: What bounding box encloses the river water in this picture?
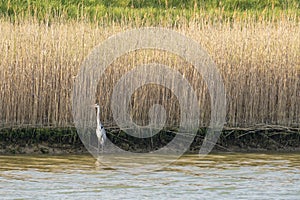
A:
[0,153,299,199]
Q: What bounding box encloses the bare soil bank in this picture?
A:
[0,126,299,154]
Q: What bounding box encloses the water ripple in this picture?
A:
[0,153,300,199]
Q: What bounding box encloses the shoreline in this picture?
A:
[0,126,299,155]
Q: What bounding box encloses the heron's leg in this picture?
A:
[97,141,100,154]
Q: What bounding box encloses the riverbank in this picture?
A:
[1,126,299,154]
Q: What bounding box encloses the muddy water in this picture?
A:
[1,153,300,199]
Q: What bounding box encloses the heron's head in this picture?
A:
[92,103,100,108]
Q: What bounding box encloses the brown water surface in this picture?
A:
[0,153,299,199]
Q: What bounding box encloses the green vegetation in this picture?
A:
[0,0,299,23]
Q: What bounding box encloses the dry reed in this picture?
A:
[0,15,299,130]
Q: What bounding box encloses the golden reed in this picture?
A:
[0,15,299,129]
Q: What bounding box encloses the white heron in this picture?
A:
[93,103,107,152]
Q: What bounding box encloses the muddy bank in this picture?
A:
[0,127,86,154]
[0,126,299,154]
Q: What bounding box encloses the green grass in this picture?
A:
[0,0,299,23]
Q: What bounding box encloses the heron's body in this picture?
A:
[94,104,106,152]
[96,122,106,146]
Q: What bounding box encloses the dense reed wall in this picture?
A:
[0,15,299,129]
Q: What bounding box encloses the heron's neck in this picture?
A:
[96,106,101,127]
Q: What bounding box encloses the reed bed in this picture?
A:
[0,14,299,130]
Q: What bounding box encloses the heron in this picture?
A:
[93,103,107,152]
